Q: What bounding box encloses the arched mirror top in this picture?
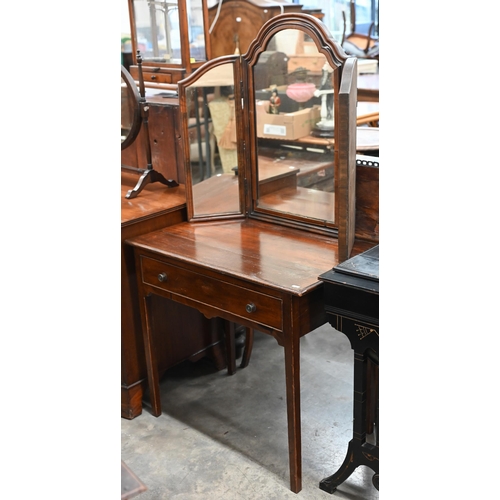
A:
[121,65,142,151]
[243,13,349,70]
[178,55,245,221]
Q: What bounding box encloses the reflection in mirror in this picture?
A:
[121,65,142,150]
[184,61,242,218]
[254,28,336,225]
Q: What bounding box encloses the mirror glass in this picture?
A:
[121,66,141,150]
[184,61,242,218]
[253,28,336,225]
[132,0,207,65]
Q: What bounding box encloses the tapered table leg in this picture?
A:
[141,294,162,417]
[283,331,302,493]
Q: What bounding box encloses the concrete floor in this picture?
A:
[121,324,379,500]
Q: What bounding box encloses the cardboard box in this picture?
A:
[256,101,321,140]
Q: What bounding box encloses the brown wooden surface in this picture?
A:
[121,172,226,419]
[355,156,379,243]
[258,185,334,222]
[190,162,301,216]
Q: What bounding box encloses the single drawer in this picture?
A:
[140,256,283,331]
[130,66,173,84]
[141,70,172,84]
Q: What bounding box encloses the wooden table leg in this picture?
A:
[283,330,302,493]
[224,321,236,375]
[240,327,254,368]
[141,294,162,417]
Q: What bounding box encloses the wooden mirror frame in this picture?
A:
[121,64,142,151]
[179,13,358,261]
[242,14,358,260]
[178,55,248,221]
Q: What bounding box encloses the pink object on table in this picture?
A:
[285,82,316,103]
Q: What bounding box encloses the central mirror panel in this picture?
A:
[252,28,337,227]
[180,57,244,219]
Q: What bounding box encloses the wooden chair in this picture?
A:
[341,1,379,60]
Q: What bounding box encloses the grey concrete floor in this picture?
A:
[121,323,379,500]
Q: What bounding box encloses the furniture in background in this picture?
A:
[341,0,379,60]
[122,59,180,199]
[208,0,308,58]
[126,0,211,88]
[318,244,379,494]
[121,93,184,183]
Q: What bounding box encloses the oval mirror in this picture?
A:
[121,65,142,150]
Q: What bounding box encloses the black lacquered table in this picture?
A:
[318,245,379,493]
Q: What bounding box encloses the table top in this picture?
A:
[121,171,187,227]
[320,244,379,293]
[127,218,373,296]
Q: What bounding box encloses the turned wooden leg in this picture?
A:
[283,331,302,493]
[240,327,254,368]
[141,294,162,417]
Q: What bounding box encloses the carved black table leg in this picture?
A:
[318,245,379,494]
[320,346,379,493]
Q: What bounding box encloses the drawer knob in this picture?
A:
[245,303,256,313]
[157,272,167,282]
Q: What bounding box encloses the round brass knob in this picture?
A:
[245,303,256,313]
[157,273,167,282]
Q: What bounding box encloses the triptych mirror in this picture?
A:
[178,13,358,261]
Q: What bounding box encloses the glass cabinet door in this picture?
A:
[131,0,207,64]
